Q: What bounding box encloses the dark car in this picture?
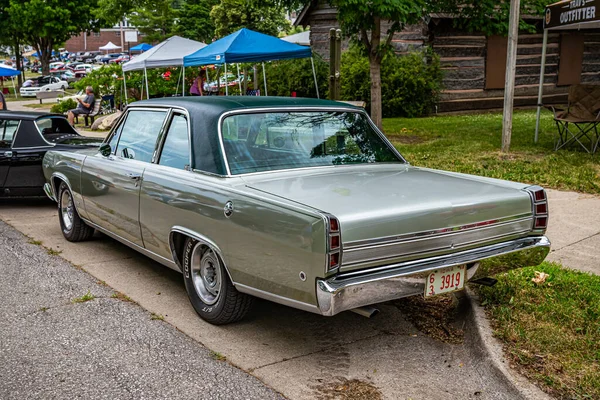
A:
[0,112,103,197]
[100,53,121,64]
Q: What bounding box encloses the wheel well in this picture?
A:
[52,176,64,198]
[169,231,232,282]
[170,231,188,269]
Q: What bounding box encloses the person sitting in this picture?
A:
[67,86,95,126]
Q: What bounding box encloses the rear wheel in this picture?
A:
[58,182,94,242]
[182,238,253,325]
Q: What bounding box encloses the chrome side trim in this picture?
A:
[85,219,179,271]
[235,283,321,314]
[316,236,551,316]
[344,213,532,249]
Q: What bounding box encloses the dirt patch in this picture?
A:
[392,294,464,344]
[390,134,428,145]
[314,377,382,400]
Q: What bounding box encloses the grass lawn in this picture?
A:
[478,262,600,399]
[383,109,600,194]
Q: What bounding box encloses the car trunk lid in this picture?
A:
[244,164,534,272]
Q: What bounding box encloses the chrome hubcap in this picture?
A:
[60,190,74,231]
[191,245,222,305]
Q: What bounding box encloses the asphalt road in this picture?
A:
[0,220,282,400]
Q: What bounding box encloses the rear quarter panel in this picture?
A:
[139,165,327,306]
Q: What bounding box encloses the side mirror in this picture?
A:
[99,143,112,157]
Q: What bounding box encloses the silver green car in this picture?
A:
[42,97,550,325]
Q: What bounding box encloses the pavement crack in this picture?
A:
[552,230,600,252]
[249,331,383,373]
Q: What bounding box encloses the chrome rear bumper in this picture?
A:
[316,236,550,316]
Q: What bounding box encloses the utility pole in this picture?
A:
[328,28,341,100]
[501,0,521,152]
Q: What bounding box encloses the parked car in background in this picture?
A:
[0,112,102,197]
[20,76,68,97]
[110,55,130,64]
[100,53,121,64]
[73,64,93,73]
[82,51,102,63]
[49,62,65,70]
[42,97,551,325]
[50,69,76,83]
[66,62,83,71]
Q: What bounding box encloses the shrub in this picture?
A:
[340,46,443,118]
[50,98,77,114]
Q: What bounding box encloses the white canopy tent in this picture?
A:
[534,0,600,142]
[99,41,121,52]
[121,36,207,101]
[281,31,310,46]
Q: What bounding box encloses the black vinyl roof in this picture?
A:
[128,96,363,175]
[130,96,360,116]
[0,111,65,120]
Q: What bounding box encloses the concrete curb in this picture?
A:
[463,288,552,400]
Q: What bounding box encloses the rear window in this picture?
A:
[221,111,402,175]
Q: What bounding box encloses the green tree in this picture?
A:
[128,0,182,43]
[174,0,219,43]
[7,0,103,75]
[455,0,546,36]
[211,0,291,38]
[327,0,430,129]
[0,0,24,85]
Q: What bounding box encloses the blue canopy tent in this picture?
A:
[130,43,153,52]
[32,50,58,58]
[183,28,318,97]
[0,65,20,97]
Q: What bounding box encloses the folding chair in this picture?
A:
[546,85,600,154]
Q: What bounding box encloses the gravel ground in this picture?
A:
[0,220,282,400]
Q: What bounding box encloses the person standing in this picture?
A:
[189,69,206,96]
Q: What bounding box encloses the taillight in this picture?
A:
[526,186,548,231]
[326,215,342,272]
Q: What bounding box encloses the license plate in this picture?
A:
[424,265,466,297]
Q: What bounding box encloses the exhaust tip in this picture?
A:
[350,306,380,318]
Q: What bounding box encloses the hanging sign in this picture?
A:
[545,0,600,29]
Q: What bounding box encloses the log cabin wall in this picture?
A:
[297,2,600,113]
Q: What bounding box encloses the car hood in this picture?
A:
[242,164,533,244]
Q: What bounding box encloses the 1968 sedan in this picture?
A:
[42,97,550,325]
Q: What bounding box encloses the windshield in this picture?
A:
[221,111,403,175]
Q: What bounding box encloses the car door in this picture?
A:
[139,112,192,258]
[0,119,19,190]
[4,119,52,196]
[81,108,169,247]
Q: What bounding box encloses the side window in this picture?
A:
[0,120,19,148]
[115,110,167,163]
[159,114,190,170]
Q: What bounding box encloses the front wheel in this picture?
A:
[182,238,253,325]
[58,182,94,242]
